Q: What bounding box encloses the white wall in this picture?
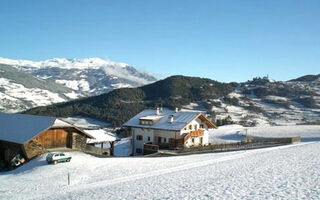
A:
[153,129,178,143]
[131,116,212,155]
[180,118,209,136]
[132,127,154,155]
[180,117,209,147]
[202,130,209,145]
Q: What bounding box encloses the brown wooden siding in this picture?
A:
[34,128,72,148]
[1,127,90,162]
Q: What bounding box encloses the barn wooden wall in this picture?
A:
[34,128,72,148]
[20,127,89,160]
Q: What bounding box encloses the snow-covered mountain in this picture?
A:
[0,57,156,112]
[193,75,320,126]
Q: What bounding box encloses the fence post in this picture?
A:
[68,172,70,185]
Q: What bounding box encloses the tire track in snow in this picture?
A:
[37,142,314,200]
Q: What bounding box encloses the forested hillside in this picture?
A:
[24,76,234,126]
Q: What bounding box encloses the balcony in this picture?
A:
[143,143,159,155]
[169,129,204,149]
[183,130,204,142]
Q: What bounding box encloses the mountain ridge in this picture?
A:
[24,74,320,127]
[24,75,234,126]
[0,57,156,112]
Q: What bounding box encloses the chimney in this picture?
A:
[168,115,174,123]
[175,107,179,113]
[156,107,160,115]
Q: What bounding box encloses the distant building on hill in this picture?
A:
[123,108,217,155]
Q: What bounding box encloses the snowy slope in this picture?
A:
[209,124,320,143]
[1,140,319,199]
[191,76,320,126]
[0,57,156,95]
[0,65,81,112]
[0,57,156,112]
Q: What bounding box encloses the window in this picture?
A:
[140,119,153,125]
[189,125,192,130]
[164,138,167,143]
[136,135,143,140]
[148,137,151,141]
[200,124,204,129]
[192,138,195,143]
[136,148,142,153]
[194,125,198,130]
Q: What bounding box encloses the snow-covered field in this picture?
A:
[0,78,67,112]
[1,125,320,200]
[62,116,111,129]
[209,124,320,143]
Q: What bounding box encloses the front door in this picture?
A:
[158,137,162,144]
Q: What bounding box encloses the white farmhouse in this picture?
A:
[123,108,217,155]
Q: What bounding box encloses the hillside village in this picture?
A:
[1,74,319,199]
[0,62,319,199]
[1,0,320,198]
[0,106,217,168]
[1,113,319,199]
[0,74,319,169]
[0,104,315,171]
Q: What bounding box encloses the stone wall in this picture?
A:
[85,145,110,156]
[72,133,87,151]
[23,139,46,160]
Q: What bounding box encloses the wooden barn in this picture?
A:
[0,113,94,164]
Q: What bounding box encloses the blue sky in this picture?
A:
[0,0,319,82]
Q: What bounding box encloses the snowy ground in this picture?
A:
[209,125,246,143]
[113,137,132,156]
[209,124,320,143]
[62,116,111,129]
[1,125,320,199]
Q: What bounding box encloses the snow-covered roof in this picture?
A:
[86,130,118,143]
[123,109,204,131]
[0,113,93,144]
[0,113,56,144]
[51,119,74,127]
[139,116,163,121]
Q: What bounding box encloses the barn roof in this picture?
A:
[0,113,56,144]
[0,113,93,144]
[123,108,216,131]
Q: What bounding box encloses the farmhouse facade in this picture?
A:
[123,108,216,155]
[0,113,93,164]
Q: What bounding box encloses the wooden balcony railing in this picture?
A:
[144,143,159,151]
[183,130,204,143]
[169,129,204,149]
